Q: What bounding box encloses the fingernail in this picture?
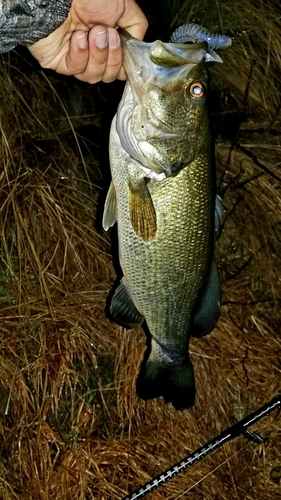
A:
[95,30,108,49]
[77,32,87,50]
[109,30,120,50]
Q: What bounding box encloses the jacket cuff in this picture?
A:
[0,0,72,52]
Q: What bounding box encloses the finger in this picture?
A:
[100,28,123,83]
[31,29,90,76]
[58,30,89,75]
[119,0,148,40]
[75,25,110,83]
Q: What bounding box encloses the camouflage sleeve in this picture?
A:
[0,0,72,52]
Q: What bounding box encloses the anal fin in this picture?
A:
[215,194,224,236]
[192,259,221,338]
[110,278,144,328]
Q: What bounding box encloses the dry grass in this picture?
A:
[0,1,281,499]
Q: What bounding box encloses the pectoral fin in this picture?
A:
[102,182,117,231]
[110,278,144,328]
[129,180,157,241]
[192,259,221,338]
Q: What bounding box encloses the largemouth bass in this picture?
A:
[103,29,224,410]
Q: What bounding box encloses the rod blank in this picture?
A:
[122,395,281,500]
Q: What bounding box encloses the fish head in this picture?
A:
[116,31,220,177]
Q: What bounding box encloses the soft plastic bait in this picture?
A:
[170,23,232,49]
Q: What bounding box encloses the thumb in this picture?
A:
[118,0,148,40]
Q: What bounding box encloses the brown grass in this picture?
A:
[0,1,281,498]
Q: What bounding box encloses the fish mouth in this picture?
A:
[120,30,210,97]
[120,28,209,66]
[120,28,223,66]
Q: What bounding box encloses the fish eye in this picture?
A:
[189,81,205,99]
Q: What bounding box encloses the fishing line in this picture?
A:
[174,441,251,499]
[121,395,280,500]
[235,15,281,36]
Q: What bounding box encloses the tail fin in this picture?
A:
[136,353,195,410]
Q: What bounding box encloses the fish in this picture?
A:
[102,28,224,410]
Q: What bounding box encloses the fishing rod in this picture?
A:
[122,395,281,500]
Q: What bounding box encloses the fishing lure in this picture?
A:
[170,23,232,49]
[122,395,281,500]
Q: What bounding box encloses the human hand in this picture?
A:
[28,0,148,83]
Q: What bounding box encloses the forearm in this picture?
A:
[0,0,72,52]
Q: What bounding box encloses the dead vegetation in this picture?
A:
[0,1,280,498]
